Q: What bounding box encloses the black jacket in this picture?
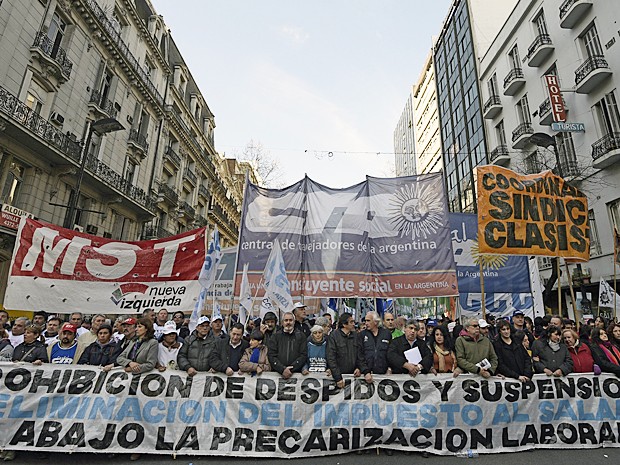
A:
[358,328,392,374]
[178,332,217,372]
[327,329,370,382]
[531,339,573,375]
[78,341,121,366]
[387,335,433,374]
[12,340,48,363]
[267,329,307,374]
[493,338,533,379]
[294,320,311,339]
[589,342,620,376]
[210,338,249,373]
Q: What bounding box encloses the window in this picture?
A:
[25,93,43,115]
[516,94,531,124]
[495,120,506,146]
[533,11,548,36]
[581,23,604,59]
[508,46,521,70]
[47,11,67,59]
[25,80,48,115]
[1,161,26,206]
[125,161,138,185]
[555,133,578,176]
[609,198,620,231]
[525,151,542,174]
[487,73,499,97]
[588,210,602,256]
[593,90,620,136]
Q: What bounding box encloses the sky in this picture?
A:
[151,0,452,188]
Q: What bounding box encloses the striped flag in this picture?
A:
[239,263,252,326]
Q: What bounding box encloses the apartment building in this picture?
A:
[479,0,620,315]
[0,0,250,301]
[393,88,416,176]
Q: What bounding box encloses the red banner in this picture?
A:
[4,218,206,314]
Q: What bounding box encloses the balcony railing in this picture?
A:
[503,68,524,89]
[592,133,620,160]
[142,224,175,240]
[184,168,197,185]
[32,31,73,79]
[539,98,551,117]
[198,184,209,199]
[558,159,579,177]
[512,122,534,142]
[194,214,208,227]
[81,0,163,106]
[483,95,501,114]
[0,85,81,161]
[164,146,181,167]
[490,145,509,163]
[527,34,552,58]
[88,89,116,117]
[128,129,149,152]
[179,201,195,220]
[575,55,609,85]
[158,184,179,205]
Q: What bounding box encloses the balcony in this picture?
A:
[198,184,209,200]
[575,55,612,94]
[527,34,554,67]
[128,129,149,158]
[184,168,197,186]
[538,97,568,126]
[88,89,116,119]
[0,85,81,162]
[157,184,179,206]
[503,68,526,96]
[489,145,510,166]
[78,0,164,107]
[511,123,534,149]
[558,159,579,179]
[142,224,175,240]
[163,146,181,169]
[483,95,502,119]
[178,201,195,221]
[30,31,73,82]
[591,133,620,169]
[559,0,593,29]
[194,214,208,228]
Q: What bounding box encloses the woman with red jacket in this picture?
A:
[563,328,596,373]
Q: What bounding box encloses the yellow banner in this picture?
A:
[476,166,589,261]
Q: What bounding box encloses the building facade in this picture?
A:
[478,0,620,315]
[433,0,518,212]
[393,88,416,176]
[0,0,249,303]
[412,50,443,175]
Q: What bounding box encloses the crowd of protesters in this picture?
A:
[1,306,620,460]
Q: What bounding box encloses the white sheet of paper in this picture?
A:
[476,358,491,370]
[404,347,422,364]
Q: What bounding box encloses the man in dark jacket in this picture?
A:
[359,311,391,374]
[292,302,311,338]
[327,313,373,388]
[267,312,307,379]
[388,318,433,376]
[210,323,249,375]
[178,316,216,376]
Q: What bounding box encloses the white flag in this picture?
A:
[212,298,223,322]
[239,263,252,327]
[189,288,207,334]
[198,227,221,290]
[598,278,620,311]
[262,240,294,313]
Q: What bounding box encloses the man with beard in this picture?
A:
[47,323,85,364]
[260,311,278,345]
[268,312,307,379]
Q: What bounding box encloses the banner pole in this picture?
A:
[479,260,486,319]
[557,258,562,316]
[614,228,618,322]
[565,261,579,327]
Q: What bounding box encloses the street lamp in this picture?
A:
[63,117,125,229]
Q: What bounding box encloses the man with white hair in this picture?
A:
[293,302,311,338]
[359,311,392,374]
[455,316,498,378]
[78,314,107,346]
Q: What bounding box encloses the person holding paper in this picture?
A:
[455,316,498,378]
[387,318,433,376]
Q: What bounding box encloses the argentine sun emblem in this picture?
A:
[388,182,444,239]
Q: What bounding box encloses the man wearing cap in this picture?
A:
[47,323,85,364]
[485,314,498,340]
[210,323,249,375]
[118,317,138,351]
[293,302,311,338]
[268,312,307,379]
[478,319,491,339]
[178,316,216,376]
[260,312,278,345]
[207,315,227,341]
[157,321,183,371]
[511,310,534,344]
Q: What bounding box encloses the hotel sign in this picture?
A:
[545,75,566,123]
[551,122,586,132]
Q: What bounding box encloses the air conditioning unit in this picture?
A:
[85,224,98,235]
[73,224,84,232]
[50,112,65,125]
